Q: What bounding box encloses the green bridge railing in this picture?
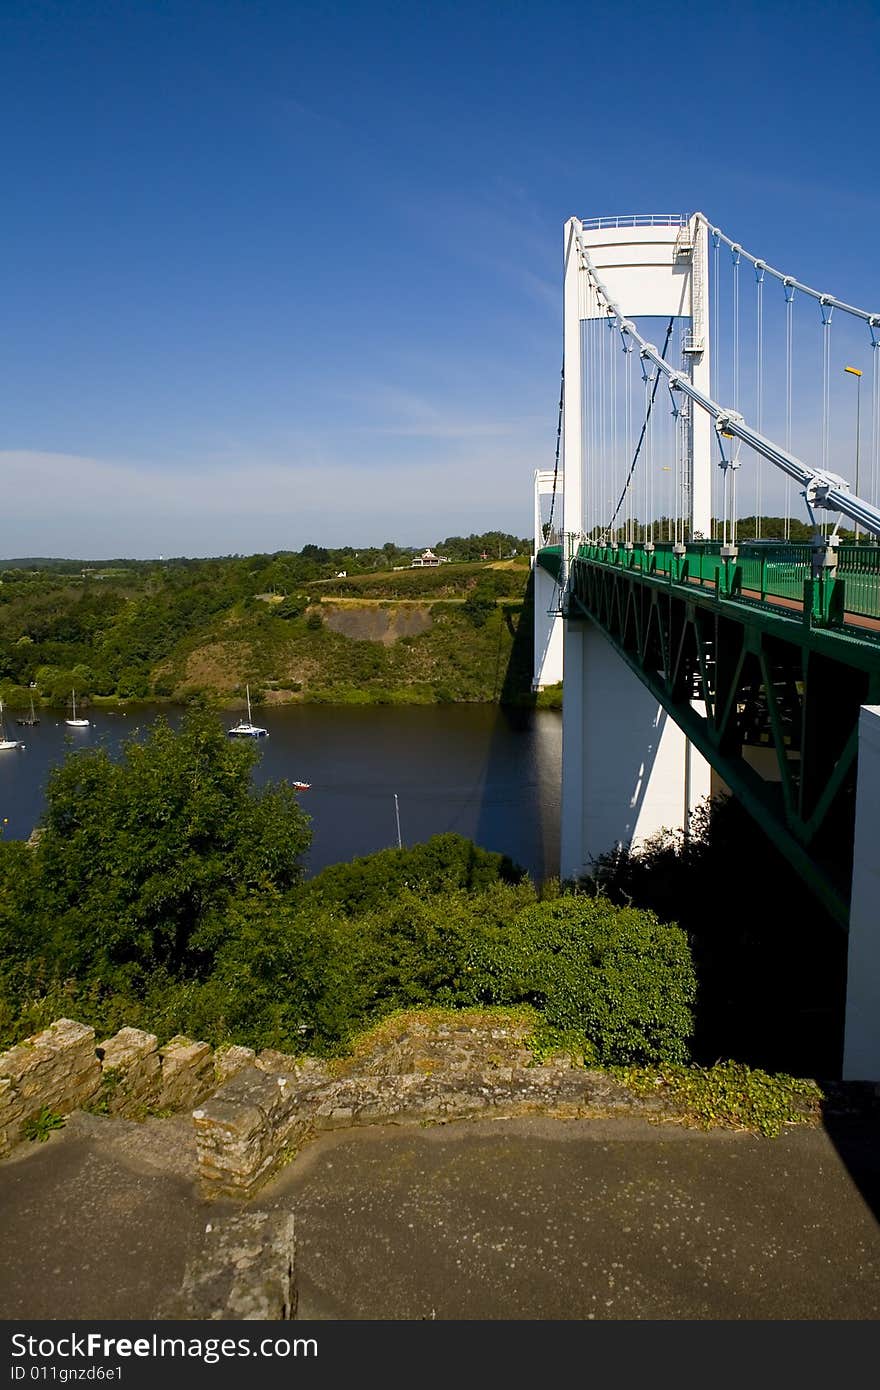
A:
[560,539,880,631]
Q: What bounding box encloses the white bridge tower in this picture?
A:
[560,214,712,880]
[532,468,564,690]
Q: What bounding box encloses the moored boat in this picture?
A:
[65,691,90,727]
[0,700,24,750]
[16,694,40,727]
[227,684,268,738]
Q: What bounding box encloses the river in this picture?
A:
[0,704,562,883]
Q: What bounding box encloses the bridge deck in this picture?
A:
[536,540,880,647]
[540,539,880,923]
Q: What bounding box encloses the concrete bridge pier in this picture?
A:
[560,620,711,882]
[532,563,564,691]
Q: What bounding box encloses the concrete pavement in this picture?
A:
[1,1108,878,1320]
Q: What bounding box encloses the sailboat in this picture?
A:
[227,684,268,738]
[65,691,91,728]
[16,694,40,727]
[0,700,24,751]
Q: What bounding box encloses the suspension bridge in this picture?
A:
[532,213,880,1079]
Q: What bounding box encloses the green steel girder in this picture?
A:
[566,555,880,927]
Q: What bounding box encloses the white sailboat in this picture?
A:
[15,693,40,727]
[65,690,91,728]
[227,685,268,738]
[0,700,24,751]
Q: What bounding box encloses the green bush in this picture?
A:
[342,881,536,1026]
[194,892,360,1051]
[277,594,308,620]
[461,586,496,628]
[472,895,696,1064]
[0,791,695,1071]
[298,832,525,916]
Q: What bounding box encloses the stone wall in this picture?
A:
[0,1020,234,1157]
[0,1020,100,1158]
[193,1017,666,1199]
[2,1013,670,1193]
[158,1212,297,1320]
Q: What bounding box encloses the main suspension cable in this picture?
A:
[697,214,880,327]
[546,364,564,538]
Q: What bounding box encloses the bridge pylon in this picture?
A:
[532,468,564,690]
[560,215,712,880]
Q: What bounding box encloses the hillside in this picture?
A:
[0,543,554,709]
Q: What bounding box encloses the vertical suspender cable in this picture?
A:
[581,319,588,545]
[610,319,617,541]
[590,294,598,537]
[582,264,589,548]
[732,247,741,534]
[732,249,740,410]
[755,266,764,538]
[712,232,720,539]
[677,322,685,543]
[871,325,879,512]
[595,304,600,536]
[784,282,795,539]
[597,309,603,542]
[589,302,595,537]
[821,300,833,536]
[620,341,628,542]
[644,368,651,543]
[582,309,590,540]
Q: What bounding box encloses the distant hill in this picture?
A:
[0,542,545,709]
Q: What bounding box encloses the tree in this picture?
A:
[34,712,312,975]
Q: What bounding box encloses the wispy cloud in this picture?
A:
[0,445,539,557]
[331,382,535,440]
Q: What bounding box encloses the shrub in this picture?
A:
[589,796,847,1075]
[342,881,537,1027]
[277,594,308,620]
[461,586,496,628]
[471,894,696,1065]
[298,832,525,917]
[201,893,360,1051]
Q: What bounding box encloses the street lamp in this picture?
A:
[845,366,863,544]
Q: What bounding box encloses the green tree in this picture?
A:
[33,713,311,975]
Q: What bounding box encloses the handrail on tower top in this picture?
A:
[579,214,688,231]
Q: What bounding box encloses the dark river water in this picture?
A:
[0,704,562,883]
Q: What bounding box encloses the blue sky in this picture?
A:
[1,0,878,557]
